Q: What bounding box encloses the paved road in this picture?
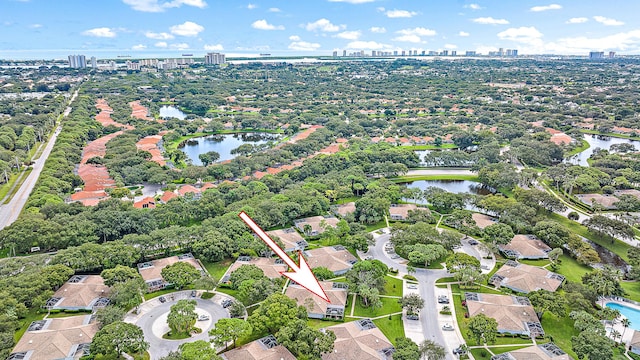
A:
[133,294,229,360]
[0,90,78,231]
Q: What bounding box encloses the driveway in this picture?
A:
[129,291,230,360]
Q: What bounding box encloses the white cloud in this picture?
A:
[530,4,562,12]
[132,44,147,50]
[29,24,42,29]
[445,44,458,49]
[393,27,437,43]
[305,18,345,32]
[472,17,509,25]
[393,35,422,43]
[289,35,301,41]
[169,21,204,36]
[566,17,589,24]
[497,26,543,43]
[268,7,281,12]
[122,0,206,12]
[459,31,470,37]
[384,9,418,18]
[335,30,361,40]
[345,40,393,50]
[251,19,285,30]
[169,43,190,50]
[593,16,624,26]
[464,4,482,10]
[247,3,257,9]
[204,44,224,51]
[370,27,386,33]
[328,0,376,3]
[288,41,321,51]
[155,41,168,48]
[82,27,117,38]
[145,31,174,40]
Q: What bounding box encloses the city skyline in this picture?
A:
[1,0,640,59]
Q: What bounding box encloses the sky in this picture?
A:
[1,0,640,59]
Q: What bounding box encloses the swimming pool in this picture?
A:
[606,302,640,330]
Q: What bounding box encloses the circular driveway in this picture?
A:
[135,293,229,360]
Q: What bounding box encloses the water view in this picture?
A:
[567,134,640,166]
[159,105,187,120]
[179,132,281,166]
[401,179,495,203]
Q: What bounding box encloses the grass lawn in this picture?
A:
[546,212,631,262]
[436,277,457,283]
[1,168,32,204]
[162,331,192,340]
[383,276,404,297]
[565,139,590,157]
[353,297,402,317]
[581,129,640,141]
[373,314,405,346]
[307,318,353,330]
[365,220,388,232]
[143,287,179,301]
[554,255,591,284]
[518,259,550,267]
[470,348,493,359]
[489,345,531,355]
[202,258,234,282]
[14,308,45,342]
[436,284,447,289]
[621,281,640,302]
[216,287,240,300]
[541,313,579,359]
[451,283,503,296]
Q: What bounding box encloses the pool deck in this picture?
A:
[599,297,640,345]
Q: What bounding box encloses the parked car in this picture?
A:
[442,323,454,331]
[364,255,373,260]
[158,296,166,303]
[406,314,419,320]
[222,299,233,308]
[198,314,210,321]
[191,290,197,297]
[468,239,479,245]
[453,346,467,355]
[437,295,449,304]
[407,284,418,289]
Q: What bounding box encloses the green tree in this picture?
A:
[419,340,446,360]
[483,223,514,246]
[167,299,198,335]
[393,337,421,360]
[193,275,217,293]
[312,266,335,281]
[400,293,425,314]
[275,319,336,359]
[228,264,265,290]
[179,340,222,360]
[248,294,307,334]
[110,277,146,309]
[161,262,201,289]
[572,330,613,360]
[101,265,143,287]
[467,314,498,345]
[90,321,149,357]
[209,318,252,350]
[95,305,126,329]
[527,290,566,319]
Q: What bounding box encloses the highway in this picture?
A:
[0,90,77,231]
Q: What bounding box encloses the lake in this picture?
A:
[402,179,494,200]
[179,132,281,166]
[567,134,640,166]
[159,105,187,120]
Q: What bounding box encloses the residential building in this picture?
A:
[322,319,395,360]
[137,253,205,292]
[589,51,605,59]
[126,61,140,71]
[499,235,552,260]
[630,331,640,355]
[222,256,288,283]
[90,56,97,68]
[472,213,497,229]
[465,292,544,336]
[159,190,178,204]
[333,51,338,57]
[343,50,347,57]
[490,261,564,294]
[389,204,430,221]
[575,193,619,209]
[220,335,296,360]
[133,196,156,209]
[43,275,110,311]
[451,50,457,56]
[68,55,87,68]
[139,59,159,67]
[205,52,226,65]
[285,281,348,320]
[332,202,356,218]
[267,228,308,253]
[10,315,98,360]
[466,51,477,56]
[491,343,571,360]
[304,246,358,275]
[294,215,340,236]
[609,51,616,58]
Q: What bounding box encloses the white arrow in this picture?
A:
[238,211,330,303]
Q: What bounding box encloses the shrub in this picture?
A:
[201,292,214,300]
[403,275,417,281]
[568,211,579,221]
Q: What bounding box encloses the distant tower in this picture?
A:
[609,51,616,58]
[333,51,338,57]
[91,56,97,68]
[68,55,87,68]
[343,50,347,57]
[204,52,226,65]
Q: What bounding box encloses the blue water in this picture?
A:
[606,302,640,330]
[159,105,187,120]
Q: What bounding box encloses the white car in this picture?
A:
[198,314,210,321]
[442,323,454,331]
[407,284,418,289]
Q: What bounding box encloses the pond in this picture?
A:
[566,134,640,166]
[179,132,281,166]
[159,105,187,120]
[401,179,495,203]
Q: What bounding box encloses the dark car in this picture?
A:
[453,346,467,355]
[437,296,449,304]
[406,314,419,320]
[191,290,197,297]
[222,299,233,308]
[158,296,166,303]
[468,239,479,245]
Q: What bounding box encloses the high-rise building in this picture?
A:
[401,50,406,56]
[204,52,226,65]
[68,54,87,68]
[511,49,518,57]
[498,48,504,56]
[393,51,398,56]
[451,51,457,56]
[90,56,97,68]
[442,50,449,56]
[609,51,616,58]
[126,61,140,71]
[333,51,338,57]
[343,50,347,57]
[465,51,477,56]
[589,51,605,59]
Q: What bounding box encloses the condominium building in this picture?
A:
[205,52,226,65]
[68,54,87,68]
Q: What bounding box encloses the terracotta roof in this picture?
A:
[267,228,306,251]
[550,133,572,145]
[178,185,200,196]
[334,202,356,217]
[285,282,348,316]
[466,293,541,334]
[576,193,619,209]
[134,197,156,209]
[322,320,394,360]
[226,257,288,280]
[135,134,166,166]
[389,204,430,219]
[492,262,564,293]
[304,246,358,274]
[137,254,203,283]
[160,191,178,203]
[472,213,497,229]
[493,343,572,360]
[499,235,551,259]
[294,216,340,235]
[221,336,296,360]
[51,275,110,309]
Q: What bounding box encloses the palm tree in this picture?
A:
[622,318,631,341]
[611,329,621,343]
